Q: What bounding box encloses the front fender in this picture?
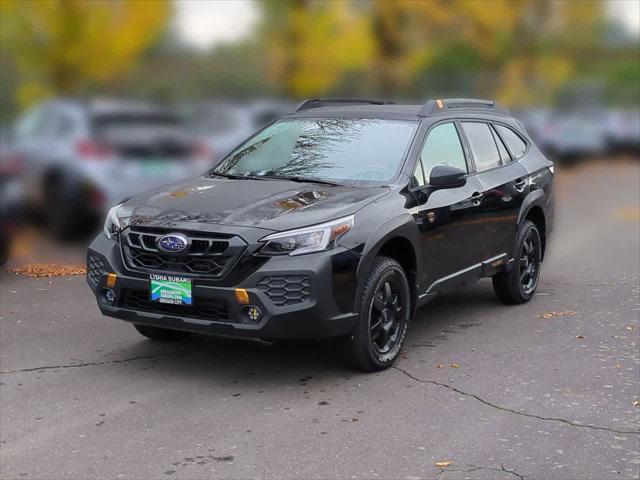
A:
[347,212,419,312]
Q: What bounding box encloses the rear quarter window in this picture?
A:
[494,124,528,158]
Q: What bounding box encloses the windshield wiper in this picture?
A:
[208,171,264,180]
[261,175,342,186]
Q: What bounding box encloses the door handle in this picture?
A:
[514,178,527,192]
[469,192,484,206]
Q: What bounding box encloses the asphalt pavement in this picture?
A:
[1,159,639,480]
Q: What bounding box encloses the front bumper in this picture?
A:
[86,233,360,339]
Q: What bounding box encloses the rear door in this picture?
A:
[460,121,529,261]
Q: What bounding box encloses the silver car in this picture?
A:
[14,98,212,238]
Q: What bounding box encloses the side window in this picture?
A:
[412,158,425,186]
[494,124,527,159]
[417,122,467,184]
[461,122,501,171]
[491,125,511,164]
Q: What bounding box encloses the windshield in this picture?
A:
[210,118,417,184]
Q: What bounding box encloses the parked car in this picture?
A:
[187,99,294,160]
[13,98,212,238]
[87,98,554,371]
[605,108,640,153]
[541,110,607,161]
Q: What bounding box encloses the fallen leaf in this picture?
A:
[436,364,443,369]
[633,400,640,407]
[616,364,623,369]
[450,363,460,368]
[9,264,86,278]
[575,335,585,339]
[538,311,577,319]
[435,460,453,468]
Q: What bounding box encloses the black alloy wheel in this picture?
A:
[345,256,411,371]
[492,219,542,304]
[519,228,541,296]
[370,275,406,355]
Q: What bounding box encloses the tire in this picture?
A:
[133,324,191,341]
[0,234,9,267]
[344,256,411,372]
[45,183,78,241]
[493,220,542,304]
[44,177,94,241]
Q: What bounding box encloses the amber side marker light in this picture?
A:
[235,288,250,305]
[106,273,117,288]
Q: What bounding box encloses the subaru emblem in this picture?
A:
[157,233,188,253]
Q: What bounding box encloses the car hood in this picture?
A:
[123,176,389,232]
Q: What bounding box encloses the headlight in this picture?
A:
[259,215,354,256]
[103,204,122,239]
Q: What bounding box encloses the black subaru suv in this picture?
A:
[87,98,553,371]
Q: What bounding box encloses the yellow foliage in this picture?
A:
[269,1,374,97]
[0,0,170,105]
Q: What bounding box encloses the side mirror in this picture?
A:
[429,165,467,188]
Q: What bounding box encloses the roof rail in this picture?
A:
[295,98,395,112]
[418,98,509,117]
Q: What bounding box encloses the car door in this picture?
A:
[459,121,529,261]
[409,121,488,296]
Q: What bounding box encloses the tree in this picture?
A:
[260,0,374,98]
[0,0,170,108]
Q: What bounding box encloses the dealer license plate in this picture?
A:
[150,274,192,305]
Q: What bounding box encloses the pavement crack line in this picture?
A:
[392,365,639,436]
[0,351,185,375]
[436,463,527,480]
[436,463,526,480]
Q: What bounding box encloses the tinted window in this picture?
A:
[419,123,467,184]
[491,126,511,164]
[462,122,501,171]
[413,158,425,186]
[495,124,527,158]
[213,119,417,184]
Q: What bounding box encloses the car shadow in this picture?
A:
[115,280,503,384]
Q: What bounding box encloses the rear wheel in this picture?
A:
[493,220,542,304]
[344,256,411,371]
[133,324,191,341]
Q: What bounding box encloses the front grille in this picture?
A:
[120,289,230,322]
[121,228,246,279]
[87,253,106,286]
[257,275,311,306]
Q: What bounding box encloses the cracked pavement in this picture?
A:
[1,160,639,479]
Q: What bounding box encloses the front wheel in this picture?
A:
[344,256,411,372]
[493,220,542,304]
[133,324,191,341]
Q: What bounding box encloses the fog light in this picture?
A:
[102,288,116,305]
[242,305,262,324]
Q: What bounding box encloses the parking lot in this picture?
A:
[1,158,639,480]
